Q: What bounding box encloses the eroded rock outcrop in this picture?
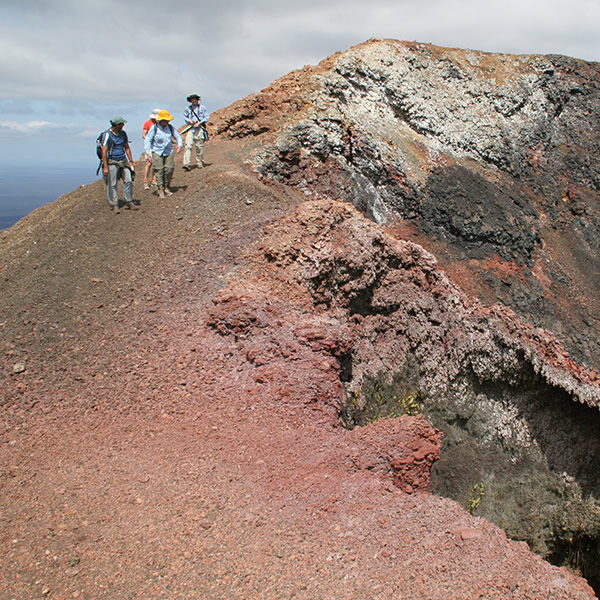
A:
[213,38,600,376]
[208,41,600,586]
[219,197,600,588]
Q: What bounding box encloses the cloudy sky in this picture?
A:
[1,0,599,170]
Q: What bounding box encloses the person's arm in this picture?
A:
[183,106,195,126]
[124,141,134,170]
[200,105,210,124]
[173,128,184,153]
[101,133,109,175]
[144,126,153,157]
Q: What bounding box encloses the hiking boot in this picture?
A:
[158,189,165,200]
[125,202,139,210]
[165,188,174,196]
[182,165,191,171]
[143,182,150,190]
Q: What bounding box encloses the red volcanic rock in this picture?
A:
[207,283,354,425]
[343,415,442,493]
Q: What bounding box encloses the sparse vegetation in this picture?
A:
[342,367,423,427]
[468,482,487,515]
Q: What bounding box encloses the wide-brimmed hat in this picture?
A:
[149,108,161,119]
[186,94,200,102]
[157,109,174,121]
[110,116,127,125]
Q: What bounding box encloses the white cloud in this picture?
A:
[0,120,57,134]
[0,0,599,168]
[2,0,597,107]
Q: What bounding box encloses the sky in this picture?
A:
[1,0,599,171]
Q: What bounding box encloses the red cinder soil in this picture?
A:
[1,139,595,599]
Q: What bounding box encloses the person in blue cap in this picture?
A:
[101,116,136,212]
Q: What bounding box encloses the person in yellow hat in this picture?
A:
[143,109,183,199]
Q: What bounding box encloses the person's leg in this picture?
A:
[122,165,133,204]
[195,132,205,167]
[104,162,119,210]
[152,153,164,191]
[183,130,194,169]
[144,156,152,189]
[164,153,175,193]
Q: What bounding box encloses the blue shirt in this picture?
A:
[144,123,183,156]
[183,103,210,131]
[102,129,128,161]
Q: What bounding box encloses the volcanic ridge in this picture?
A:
[2,39,600,599]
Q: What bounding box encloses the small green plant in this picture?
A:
[399,391,421,416]
[468,482,487,514]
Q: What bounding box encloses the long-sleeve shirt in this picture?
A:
[144,123,183,157]
[183,104,210,131]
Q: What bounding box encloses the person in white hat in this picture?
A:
[142,109,161,189]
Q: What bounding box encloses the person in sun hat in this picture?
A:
[101,116,136,212]
[142,108,161,189]
[182,93,210,171]
[143,109,183,199]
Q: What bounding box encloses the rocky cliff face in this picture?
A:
[214,38,600,375]
[211,39,600,590]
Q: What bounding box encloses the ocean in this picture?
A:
[0,166,99,231]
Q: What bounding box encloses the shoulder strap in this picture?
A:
[104,130,114,157]
[150,124,158,146]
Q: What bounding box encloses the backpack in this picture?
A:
[95,129,129,174]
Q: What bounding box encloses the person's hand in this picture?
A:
[176,146,182,153]
[102,165,108,175]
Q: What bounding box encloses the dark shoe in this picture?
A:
[125,202,139,210]
[182,165,191,171]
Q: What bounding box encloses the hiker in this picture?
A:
[182,93,210,171]
[101,116,136,212]
[144,109,183,199]
[142,109,160,190]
